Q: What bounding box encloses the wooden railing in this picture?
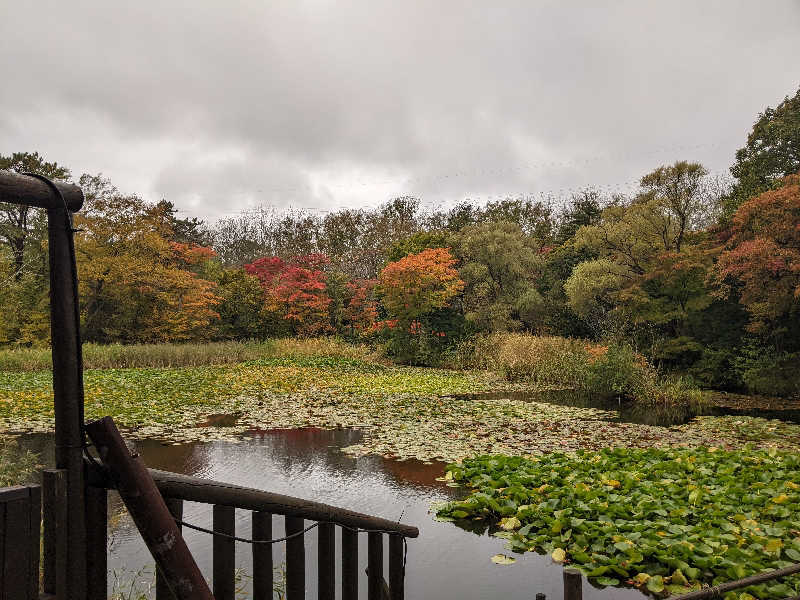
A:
[35,463,417,600]
[0,484,41,600]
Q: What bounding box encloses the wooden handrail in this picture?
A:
[0,170,83,211]
[88,462,418,537]
[148,468,419,538]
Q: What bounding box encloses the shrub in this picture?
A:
[736,349,800,398]
[687,347,743,391]
[457,333,703,404]
[587,343,650,399]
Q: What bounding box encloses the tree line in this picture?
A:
[1,85,798,396]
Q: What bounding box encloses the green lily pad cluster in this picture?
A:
[436,448,800,598]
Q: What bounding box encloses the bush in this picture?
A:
[587,343,650,399]
[651,336,705,371]
[736,349,800,398]
[456,333,703,404]
[687,347,743,391]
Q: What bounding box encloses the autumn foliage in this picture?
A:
[714,172,800,329]
[378,248,464,325]
[245,254,332,336]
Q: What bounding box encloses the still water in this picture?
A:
[21,428,644,600]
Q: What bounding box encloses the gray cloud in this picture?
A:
[1,0,798,219]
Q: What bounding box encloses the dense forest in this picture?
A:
[1,86,798,397]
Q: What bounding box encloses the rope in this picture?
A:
[174,515,410,576]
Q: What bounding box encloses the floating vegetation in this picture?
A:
[436,448,800,598]
[2,360,800,460]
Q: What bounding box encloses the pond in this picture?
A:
[20,427,644,600]
[17,389,800,599]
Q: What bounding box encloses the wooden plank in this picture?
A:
[4,495,30,600]
[318,522,335,600]
[0,499,5,600]
[388,534,404,600]
[563,568,582,600]
[367,533,383,600]
[0,486,30,502]
[41,470,67,599]
[252,512,272,600]
[147,469,418,538]
[28,485,41,600]
[85,417,213,600]
[213,504,236,600]
[85,486,107,600]
[156,498,184,600]
[341,527,358,600]
[285,516,305,600]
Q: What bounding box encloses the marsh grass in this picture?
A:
[455,333,704,405]
[0,435,39,486]
[0,338,379,371]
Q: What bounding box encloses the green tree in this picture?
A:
[0,152,71,279]
[726,86,800,217]
[455,221,545,332]
[385,230,452,263]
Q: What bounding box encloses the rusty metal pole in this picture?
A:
[86,416,214,600]
[44,176,88,600]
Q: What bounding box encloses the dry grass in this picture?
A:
[454,332,704,405]
[0,338,380,371]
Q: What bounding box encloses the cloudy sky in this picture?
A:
[1,1,799,220]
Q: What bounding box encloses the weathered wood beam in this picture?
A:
[0,170,83,211]
[148,469,419,538]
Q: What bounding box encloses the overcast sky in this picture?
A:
[1,1,799,220]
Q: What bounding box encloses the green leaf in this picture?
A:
[646,575,665,593]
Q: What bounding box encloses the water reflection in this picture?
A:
[20,430,643,600]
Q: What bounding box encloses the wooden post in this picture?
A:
[318,522,335,600]
[341,527,358,600]
[285,516,305,600]
[563,568,582,600]
[47,185,87,600]
[85,485,107,600]
[156,498,184,600]
[85,417,213,600]
[42,469,68,597]
[213,505,236,600]
[1,487,31,599]
[367,533,383,600]
[252,512,273,600]
[27,485,41,600]
[388,534,404,600]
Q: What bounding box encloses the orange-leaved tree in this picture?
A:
[712,172,800,331]
[343,279,379,334]
[75,174,221,343]
[378,248,464,328]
